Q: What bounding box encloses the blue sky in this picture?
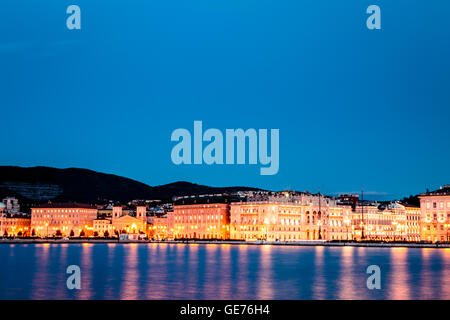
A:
[1,1,449,200]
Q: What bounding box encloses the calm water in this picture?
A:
[0,243,449,300]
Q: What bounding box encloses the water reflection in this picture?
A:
[440,249,450,299]
[419,249,433,299]
[78,243,93,299]
[30,244,51,300]
[235,245,250,299]
[217,245,232,299]
[311,246,326,299]
[388,248,410,300]
[202,244,218,299]
[1,244,449,300]
[121,244,139,300]
[337,246,356,300]
[102,243,117,299]
[56,244,69,299]
[257,245,273,299]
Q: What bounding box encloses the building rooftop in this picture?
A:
[402,203,420,208]
[33,203,96,209]
[419,186,450,197]
[174,195,241,205]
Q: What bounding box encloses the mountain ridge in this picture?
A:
[0,166,263,204]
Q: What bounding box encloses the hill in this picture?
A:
[0,166,261,204]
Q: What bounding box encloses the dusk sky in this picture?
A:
[1,0,449,200]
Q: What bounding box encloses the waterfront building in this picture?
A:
[164,195,422,243]
[93,218,113,236]
[230,200,305,241]
[93,206,147,236]
[31,203,97,237]
[419,186,450,243]
[351,202,421,241]
[353,205,397,241]
[148,215,168,240]
[327,206,353,241]
[0,202,31,237]
[111,206,147,235]
[0,201,31,236]
[1,217,31,236]
[404,204,421,242]
[230,192,349,241]
[168,203,230,239]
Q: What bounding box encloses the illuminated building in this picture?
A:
[327,206,353,241]
[110,206,147,235]
[23,187,448,243]
[93,218,113,236]
[162,195,425,243]
[419,186,450,243]
[231,201,301,241]
[0,201,31,237]
[0,202,31,237]
[168,203,230,239]
[230,193,351,241]
[404,205,421,242]
[353,205,401,241]
[352,202,422,241]
[0,217,31,236]
[148,215,168,240]
[31,203,97,237]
